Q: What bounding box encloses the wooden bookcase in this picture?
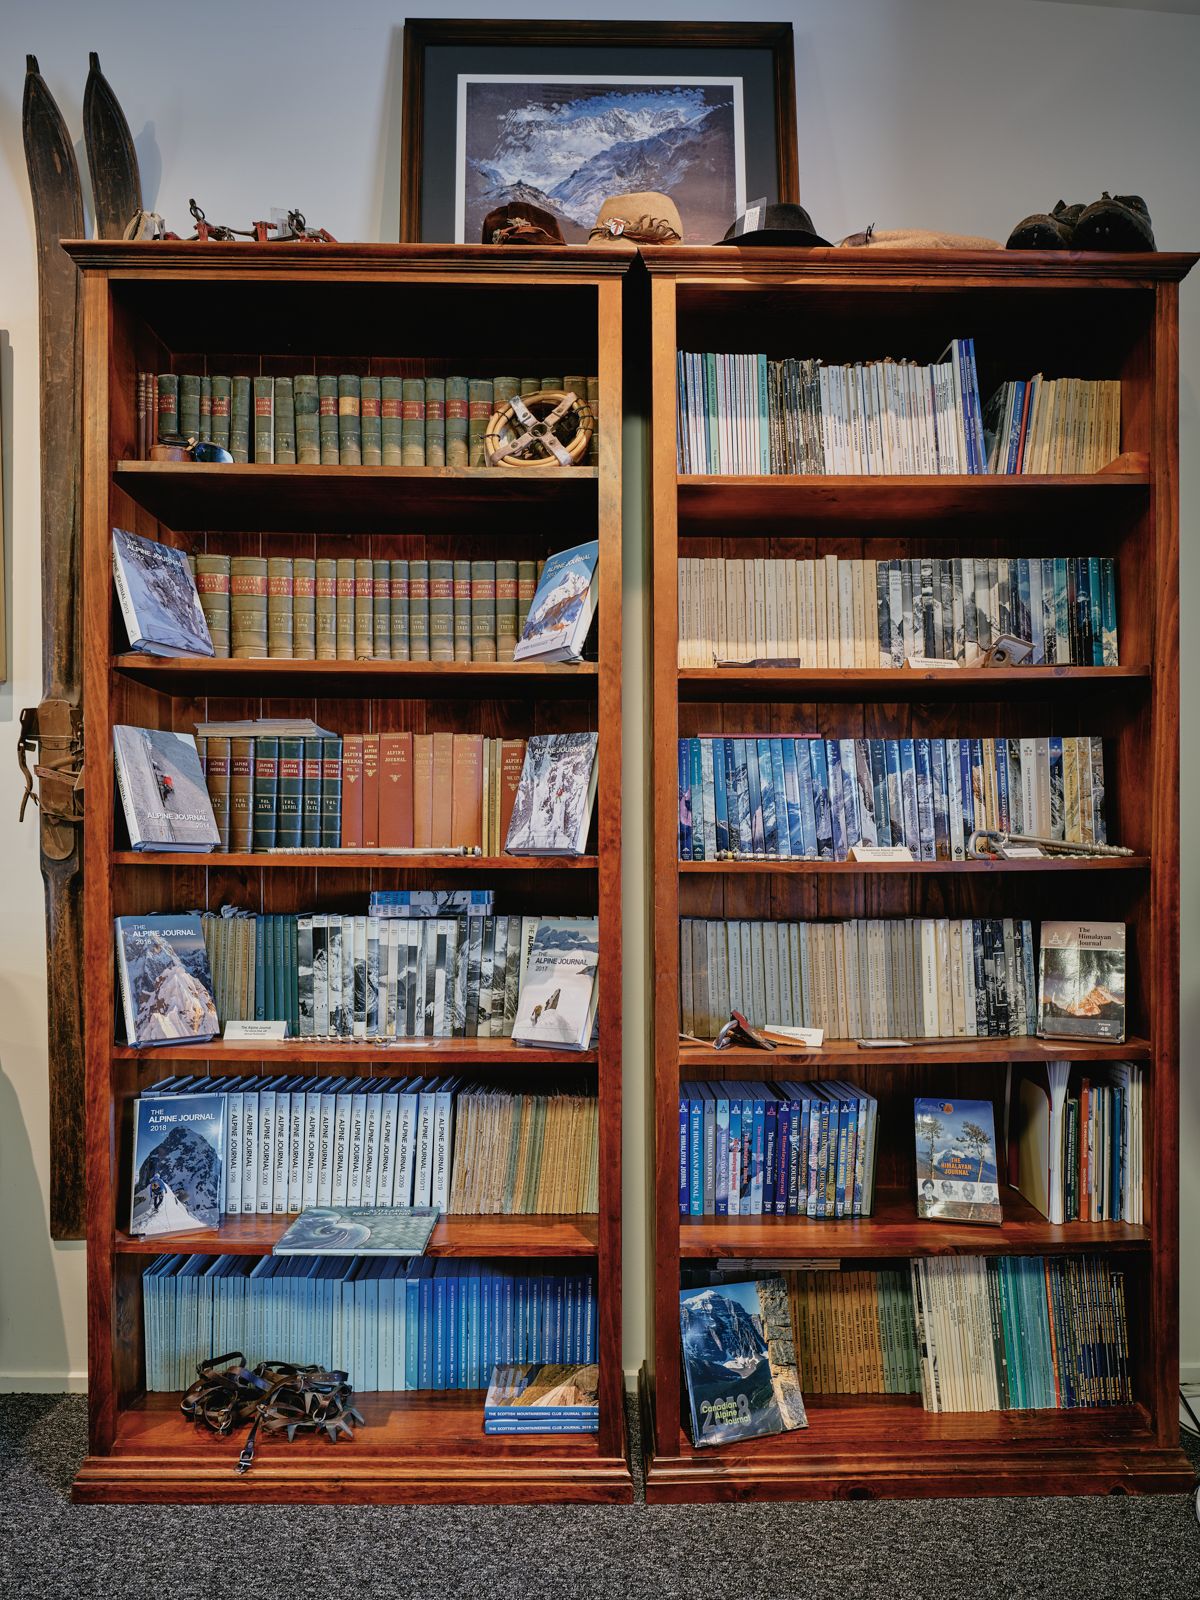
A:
[67,241,633,1504]
[638,245,1195,1501]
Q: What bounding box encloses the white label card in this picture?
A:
[904,656,960,670]
[224,1020,288,1041]
[850,845,914,862]
[765,1025,825,1047]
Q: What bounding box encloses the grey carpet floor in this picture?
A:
[0,1394,1197,1600]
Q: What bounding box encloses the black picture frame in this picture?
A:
[399,20,799,244]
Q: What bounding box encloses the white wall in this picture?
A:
[0,0,1196,1391]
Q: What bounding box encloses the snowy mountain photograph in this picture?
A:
[457,77,744,244]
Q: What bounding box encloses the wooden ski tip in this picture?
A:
[27,54,40,73]
[89,52,101,72]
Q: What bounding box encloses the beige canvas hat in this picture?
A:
[587,191,683,247]
[837,225,1001,250]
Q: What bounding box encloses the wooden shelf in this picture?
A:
[113,460,598,535]
[679,856,1148,875]
[678,665,1150,701]
[74,1389,633,1505]
[114,851,597,871]
[678,1185,1148,1260]
[639,1373,1192,1502]
[114,1038,596,1066]
[676,468,1148,533]
[678,1036,1150,1071]
[115,1212,599,1258]
[112,655,598,697]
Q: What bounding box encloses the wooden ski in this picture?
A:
[83,52,141,239]
[21,56,86,1240]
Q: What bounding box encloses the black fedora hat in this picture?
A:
[716,201,830,248]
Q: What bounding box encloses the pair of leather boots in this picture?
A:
[1007,193,1155,251]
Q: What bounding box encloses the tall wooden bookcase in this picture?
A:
[638,246,1195,1501]
[67,241,633,1504]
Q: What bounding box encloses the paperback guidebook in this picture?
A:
[1038,921,1126,1041]
[274,1206,440,1256]
[511,918,599,1051]
[111,526,214,656]
[113,725,220,851]
[129,1092,224,1235]
[513,541,598,663]
[679,1277,807,1447]
[483,1362,599,1434]
[115,914,219,1046]
[504,732,598,856]
[913,1097,1003,1224]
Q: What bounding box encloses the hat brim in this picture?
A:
[715,229,831,249]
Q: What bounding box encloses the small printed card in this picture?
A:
[849,845,914,863]
[224,1020,288,1041]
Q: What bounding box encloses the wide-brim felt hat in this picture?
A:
[587,191,683,247]
[717,202,830,248]
[482,201,565,246]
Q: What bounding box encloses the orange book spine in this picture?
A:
[379,731,412,848]
[499,738,526,850]
[361,733,380,848]
[451,734,484,849]
[341,734,363,849]
[430,732,454,849]
[412,734,434,848]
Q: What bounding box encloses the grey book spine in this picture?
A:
[318,374,340,464]
[468,378,493,467]
[335,557,356,660]
[315,558,338,661]
[445,376,469,468]
[194,553,232,658]
[453,559,472,663]
[273,376,296,465]
[381,377,403,466]
[292,557,316,660]
[495,559,518,662]
[354,557,374,658]
[230,375,251,462]
[471,559,497,662]
[424,377,445,467]
[267,556,295,658]
[252,376,274,463]
[401,379,425,466]
[230,556,268,658]
[409,560,430,661]
[428,559,454,662]
[390,559,410,661]
[373,559,392,659]
[294,374,320,464]
[338,374,362,466]
[360,376,382,467]
[156,372,179,439]
[199,375,212,440]
[517,559,538,637]
[209,374,232,451]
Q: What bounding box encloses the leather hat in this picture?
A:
[717,202,830,248]
[482,202,564,246]
[587,191,683,247]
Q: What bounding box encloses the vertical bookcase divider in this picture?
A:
[69,241,633,1505]
[638,246,1195,1502]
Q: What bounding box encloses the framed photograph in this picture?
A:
[400,21,799,245]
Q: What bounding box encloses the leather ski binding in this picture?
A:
[17,700,84,830]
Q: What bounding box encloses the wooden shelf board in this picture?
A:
[638,1372,1190,1502]
[112,655,598,697]
[679,856,1148,875]
[113,460,598,534]
[676,470,1148,533]
[678,1185,1147,1259]
[113,851,597,870]
[74,1389,633,1505]
[115,1212,598,1258]
[678,1036,1150,1070]
[114,1039,596,1065]
[677,665,1149,701]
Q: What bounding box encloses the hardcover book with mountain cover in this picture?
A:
[113,725,220,851]
[512,918,599,1051]
[111,526,214,657]
[913,1097,1003,1225]
[1038,921,1126,1041]
[130,1091,224,1234]
[504,732,598,857]
[115,914,219,1047]
[679,1277,808,1448]
[513,541,598,663]
[273,1206,440,1256]
[483,1362,599,1433]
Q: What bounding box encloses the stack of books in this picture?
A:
[143,1256,598,1392]
[1015,1061,1143,1225]
[192,718,341,852]
[982,376,1122,473]
[678,733,1108,862]
[681,916,1039,1041]
[785,1268,922,1395]
[139,370,599,466]
[483,1363,599,1435]
[678,1080,878,1218]
[676,553,1118,668]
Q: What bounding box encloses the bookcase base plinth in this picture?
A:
[638,1368,1194,1504]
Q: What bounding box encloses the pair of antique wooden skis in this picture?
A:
[21,54,140,1238]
